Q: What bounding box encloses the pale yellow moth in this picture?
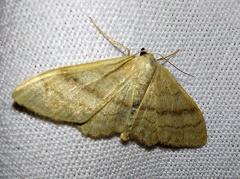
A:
[12,18,207,148]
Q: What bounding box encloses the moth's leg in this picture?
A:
[157,49,193,77]
[120,132,130,141]
[89,17,130,56]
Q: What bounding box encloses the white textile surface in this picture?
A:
[1,0,239,178]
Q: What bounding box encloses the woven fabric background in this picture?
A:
[1,0,239,178]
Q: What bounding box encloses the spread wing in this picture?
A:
[77,82,134,137]
[12,55,136,135]
[130,64,207,147]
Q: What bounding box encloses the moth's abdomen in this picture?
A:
[119,54,158,141]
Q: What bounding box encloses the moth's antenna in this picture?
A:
[156,50,194,78]
[156,49,180,61]
[89,17,130,56]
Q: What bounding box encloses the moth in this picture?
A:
[12,18,207,147]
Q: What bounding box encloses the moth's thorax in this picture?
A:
[134,53,157,71]
[133,53,157,78]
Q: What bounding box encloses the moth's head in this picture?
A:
[139,48,155,59]
[140,48,149,56]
